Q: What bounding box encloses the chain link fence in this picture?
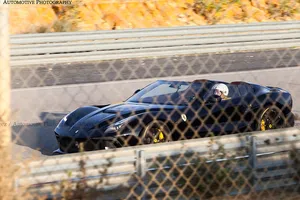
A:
[2,1,300,199]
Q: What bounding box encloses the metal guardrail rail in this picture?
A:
[10,21,300,66]
[17,127,300,198]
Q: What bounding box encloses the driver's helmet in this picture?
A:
[212,83,229,97]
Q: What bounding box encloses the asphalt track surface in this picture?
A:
[11,48,300,157]
[12,49,300,89]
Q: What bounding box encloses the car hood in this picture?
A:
[55,102,184,137]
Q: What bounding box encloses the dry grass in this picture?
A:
[8,0,300,34]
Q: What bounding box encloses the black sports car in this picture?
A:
[53,79,294,154]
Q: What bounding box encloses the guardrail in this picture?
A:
[17,127,300,198]
[10,21,300,66]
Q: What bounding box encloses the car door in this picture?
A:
[181,93,212,139]
[204,84,249,135]
[236,84,256,131]
[179,82,215,138]
[186,82,238,136]
[184,82,234,136]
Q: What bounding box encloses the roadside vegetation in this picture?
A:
[9,0,300,34]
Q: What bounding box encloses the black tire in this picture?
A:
[141,121,171,144]
[258,106,293,131]
[285,112,295,128]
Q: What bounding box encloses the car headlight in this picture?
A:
[106,116,135,132]
[105,120,125,132]
[114,123,123,131]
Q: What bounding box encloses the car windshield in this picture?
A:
[126,80,210,105]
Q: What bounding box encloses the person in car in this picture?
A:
[212,83,230,100]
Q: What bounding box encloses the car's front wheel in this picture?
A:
[141,121,170,144]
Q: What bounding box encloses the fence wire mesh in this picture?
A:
[11,48,300,199]
[2,0,300,200]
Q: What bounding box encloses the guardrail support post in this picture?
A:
[248,136,257,190]
[136,150,146,177]
[136,150,147,199]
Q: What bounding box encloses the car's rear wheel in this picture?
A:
[259,106,292,131]
[142,121,170,144]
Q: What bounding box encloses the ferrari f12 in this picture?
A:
[53,79,294,154]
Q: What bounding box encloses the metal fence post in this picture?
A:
[248,136,257,190]
[0,4,13,199]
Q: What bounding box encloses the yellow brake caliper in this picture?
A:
[159,130,164,140]
[154,129,164,143]
[261,119,266,131]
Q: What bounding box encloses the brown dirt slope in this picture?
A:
[9,0,300,34]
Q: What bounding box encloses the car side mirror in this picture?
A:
[206,95,221,104]
[134,89,141,94]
